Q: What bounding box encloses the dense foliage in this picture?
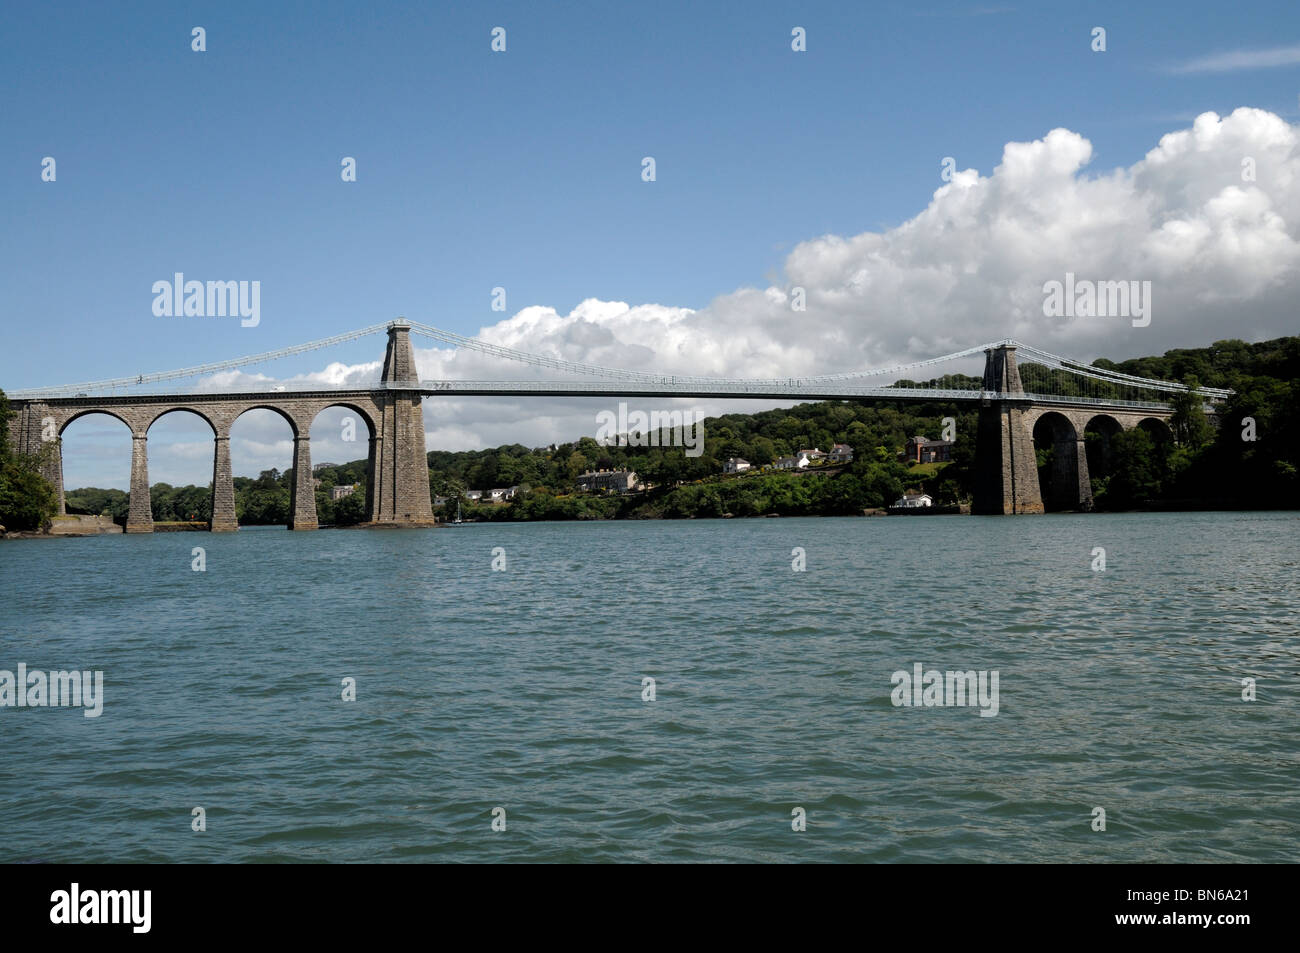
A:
[1088,338,1300,509]
[435,400,977,520]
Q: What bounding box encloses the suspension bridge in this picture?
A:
[5,321,1230,526]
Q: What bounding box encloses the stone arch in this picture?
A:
[1032,411,1086,511]
[144,406,218,438]
[1084,414,1123,483]
[1137,417,1172,444]
[58,406,134,437]
[56,409,136,519]
[140,408,217,525]
[305,402,380,526]
[227,406,301,528]
[230,403,300,439]
[306,400,378,440]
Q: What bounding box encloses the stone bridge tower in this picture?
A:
[973,344,1046,515]
[368,321,435,525]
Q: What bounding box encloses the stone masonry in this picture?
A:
[972,344,1175,514]
[5,323,435,532]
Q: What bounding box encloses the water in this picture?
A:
[1,513,1297,863]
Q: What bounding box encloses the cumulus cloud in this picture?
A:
[390,107,1298,456]
[76,108,1300,485]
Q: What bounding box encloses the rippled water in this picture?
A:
[2,512,1298,863]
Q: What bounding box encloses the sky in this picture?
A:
[3,0,1299,490]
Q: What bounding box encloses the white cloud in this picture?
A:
[1168,44,1300,74]
[70,108,1300,486]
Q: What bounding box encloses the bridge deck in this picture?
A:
[13,384,1175,412]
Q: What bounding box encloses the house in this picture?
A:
[893,491,933,508]
[827,443,854,463]
[774,452,812,471]
[799,448,828,462]
[465,490,483,501]
[724,457,751,474]
[576,469,638,493]
[331,483,359,501]
[902,435,954,464]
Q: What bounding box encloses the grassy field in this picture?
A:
[906,462,951,478]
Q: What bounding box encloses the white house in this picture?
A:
[724,457,751,474]
[893,491,933,508]
[774,452,811,471]
[465,490,484,501]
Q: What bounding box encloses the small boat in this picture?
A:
[450,501,465,525]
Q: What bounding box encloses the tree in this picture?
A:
[1100,429,1164,508]
[333,487,368,525]
[1169,378,1211,451]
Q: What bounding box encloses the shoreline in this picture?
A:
[5,502,1294,539]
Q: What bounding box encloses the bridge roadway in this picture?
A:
[24,383,1173,408]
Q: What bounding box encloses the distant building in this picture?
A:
[465,490,483,501]
[331,483,359,501]
[827,443,854,463]
[902,436,953,464]
[576,469,638,493]
[774,452,811,471]
[724,457,751,474]
[799,448,828,462]
[894,491,933,508]
[312,462,339,473]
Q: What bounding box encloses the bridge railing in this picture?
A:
[10,380,1181,411]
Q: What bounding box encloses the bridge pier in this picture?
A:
[288,434,318,530]
[52,437,66,515]
[8,402,66,515]
[973,345,1045,515]
[1062,436,1093,512]
[210,432,238,532]
[365,323,435,526]
[974,401,1045,514]
[126,432,154,533]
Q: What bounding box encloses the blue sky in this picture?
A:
[3,0,1299,488]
